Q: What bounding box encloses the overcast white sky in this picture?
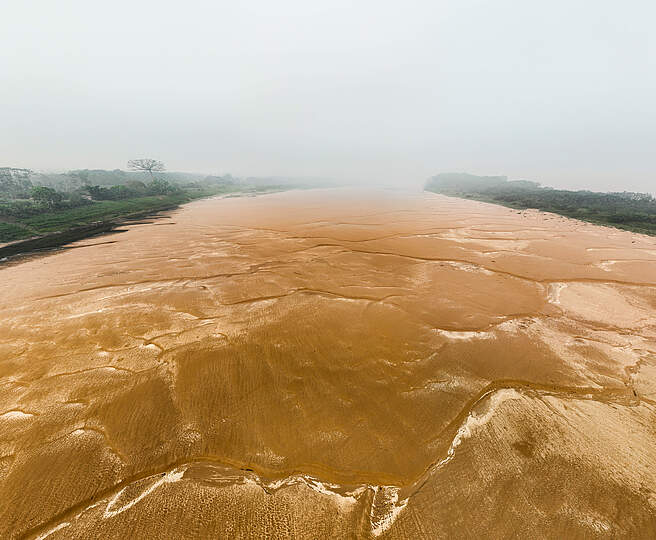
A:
[1,0,654,191]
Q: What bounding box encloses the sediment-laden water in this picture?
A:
[1,189,655,538]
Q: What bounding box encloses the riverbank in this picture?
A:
[0,186,287,261]
[425,173,656,237]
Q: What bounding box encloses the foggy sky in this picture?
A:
[2,1,655,192]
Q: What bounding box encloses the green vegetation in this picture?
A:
[0,164,298,244]
[19,194,189,233]
[425,173,656,236]
[0,222,30,242]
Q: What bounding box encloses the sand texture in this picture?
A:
[1,189,655,538]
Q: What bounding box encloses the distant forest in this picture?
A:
[0,166,301,243]
[425,173,656,236]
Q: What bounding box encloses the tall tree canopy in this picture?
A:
[127,159,165,180]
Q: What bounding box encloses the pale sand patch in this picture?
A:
[103,467,186,519]
[0,410,34,420]
[557,283,655,328]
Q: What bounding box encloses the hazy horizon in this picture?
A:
[2,1,654,193]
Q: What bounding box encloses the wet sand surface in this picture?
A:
[1,188,655,539]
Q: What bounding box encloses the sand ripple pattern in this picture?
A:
[1,189,655,538]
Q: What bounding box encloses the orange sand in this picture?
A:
[1,189,655,538]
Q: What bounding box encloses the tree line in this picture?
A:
[0,159,237,219]
[425,173,656,235]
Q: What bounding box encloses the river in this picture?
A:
[1,188,655,538]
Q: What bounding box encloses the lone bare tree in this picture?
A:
[127,158,165,180]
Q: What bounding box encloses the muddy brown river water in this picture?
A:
[1,188,656,538]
